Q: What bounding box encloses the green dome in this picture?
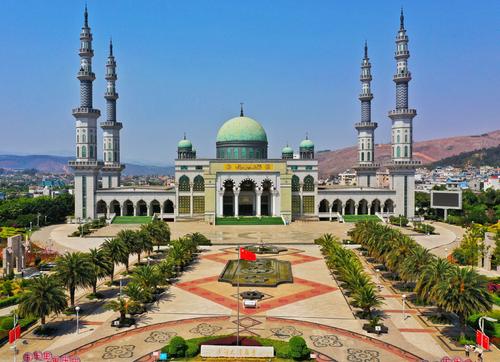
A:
[216,116,268,143]
[282,145,293,154]
[300,138,314,149]
[178,138,192,148]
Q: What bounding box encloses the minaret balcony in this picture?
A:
[105,74,118,81]
[393,73,411,82]
[79,49,94,56]
[72,107,101,117]
[101,121,123,130]
[104,91,119,99]
[395,50,410,58]
[358,93,373,101]
[68,160,103,169]
[360,74,372,81]
[355,121,378,130]
[396,34,408,42]
[388,109,416,117]
[77,71,96,80]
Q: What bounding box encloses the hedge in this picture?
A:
[0,295,21,309]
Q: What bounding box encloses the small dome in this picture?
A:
[216,116,268,143]
[282,145,293,154]
[300,138,314,149]
[178,138,192,149]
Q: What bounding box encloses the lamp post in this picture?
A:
[402,294,407,321]
[119,276,123,297]
[75,306,80,334]
[479,316,498,350]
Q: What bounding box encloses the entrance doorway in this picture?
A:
[223,180,234,216]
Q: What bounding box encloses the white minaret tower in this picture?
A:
[69,6,102,220]
[354,42,379,187]
[387,9,420,218]
[101,39,124,188]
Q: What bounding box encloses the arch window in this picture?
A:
[291,175,300,192]
[193,175,205,191]
[234,148,238,159]
[241,148,247,159]
[404,146,408,157]
[303,175,315,192]
[256,149,260,159]
[249,148,254,159]
[81,145,87,158]
[361,152,365,162]
[396,146,401,158]
[397,134,400,143]
[89,146,94,158]
[405,134,408,142]
[367,151,371,161]
[178,175,190,191]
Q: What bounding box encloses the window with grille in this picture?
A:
[178,196,190,214]
[193,175,205,191]
[193,196,205,214]
[178,176,190,191]
[303,196,315,214]
[291,175,300,192]
[292,195,301,214]
[303,175,314,191]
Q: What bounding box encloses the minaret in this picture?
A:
[387,9,420,217]
[354,42,379,188]
[69,6,102,220]
[101,39,125,188]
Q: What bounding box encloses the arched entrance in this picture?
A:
[370,199,381,215]
[137,200,148,216]
[319,199,329,213]
[261,180,272,216]
[358,199,368,215]
[345,199,355,215]
[150,200,161,215]
[383,199,394,213]
[123,200,134,216]
[96,200,107,215]
[109,200,121,216]
[223,180,235,216]
[163,200,174,214]
[239,179,256,216]
[331,199,342,213]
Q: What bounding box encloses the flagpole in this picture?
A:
[237,245,240,346]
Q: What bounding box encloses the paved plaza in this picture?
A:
[3,221,497,361]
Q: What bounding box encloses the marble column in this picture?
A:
[234,188,240,217]
[299,183,304,216]
[190,184,194,217]
[256,188,262,217]
[355,203,358,215]
[217,190,224,217]
[271,190,277,216]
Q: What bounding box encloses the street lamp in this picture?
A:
[402,294,407,321]
[479,316,498,350]
[119,276,123,297]
[75,306,80,334]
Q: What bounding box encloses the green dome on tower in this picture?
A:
[282,145,293,154]
[178,136,192,149]
[299,138,314,150]
[216,116,268,143]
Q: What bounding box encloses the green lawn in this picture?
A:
[216,216,284,225]
[112,216,152,224]
[342,215,381,223]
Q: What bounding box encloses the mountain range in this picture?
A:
[316,129,500,177]
[0,129,499,177]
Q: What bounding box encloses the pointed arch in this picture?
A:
[303,175,314,192]
[357,199,368,215]
[193,175,205,191]
[345,199,355,215]
[319,199,329,213]
[178,175,190,191]
[163,199,174,214]
[137,200,148,216]
[331,199,342,213]
[291,175,300,192]
[150,200,161,215]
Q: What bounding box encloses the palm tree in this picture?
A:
[88,248,112,295]
[141,220,171,252]
[100,238,128,282]
[415,258,453,303]
[131,265,162,294]
[124,282,152,304]
[352,283,383,319]
[433,266,492,336]
[134,230,154,263]
[105,297,138,324]
[18,275,67,329]
[54,252,93,307]
[400,246,434,284]
[116,230,137,272]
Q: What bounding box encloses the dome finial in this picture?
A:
[364,40,368,59]
[109,37,113,56]
[240,102,244,117]
[306,132,309,140]
[400,7,405,30]
[183,132,186,140]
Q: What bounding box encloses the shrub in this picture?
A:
[288,336,310,360]
[185,341,199,357]
[275,344,290,359]
[0,295,20,309]
[389,215,408,227]
[189,232,212,246]
[0,317,14,331]
[168,336,187,357]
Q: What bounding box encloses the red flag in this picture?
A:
[482,334,490,350]
[15,324,21,339]
[476,329,482,344]
[239,248,256,261]
[8,329,15,344]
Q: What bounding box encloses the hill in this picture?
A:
[317,129,500,177]
[430,145,500,168]
[0,155,174,176]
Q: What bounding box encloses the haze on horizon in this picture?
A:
[0,0,498,166]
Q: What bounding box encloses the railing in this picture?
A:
[393,72,411,80]
[395,50,409,57]
[72,107,100,115]
[68,160,103,167]
[388,108,416,116]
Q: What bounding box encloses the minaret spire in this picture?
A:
[100,38,124,188]
[364,40,368,59]
[400,7,405,30]
[240,102,244,117]
[70,5,102,219]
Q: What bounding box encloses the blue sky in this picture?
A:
[0,0,498,165]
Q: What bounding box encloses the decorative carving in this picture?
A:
[310,335,343,348]
[102,345,135,359]
[346,348,380,362]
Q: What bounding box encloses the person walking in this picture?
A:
[464,344,470,357]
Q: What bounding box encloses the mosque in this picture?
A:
[70,7,419,224]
